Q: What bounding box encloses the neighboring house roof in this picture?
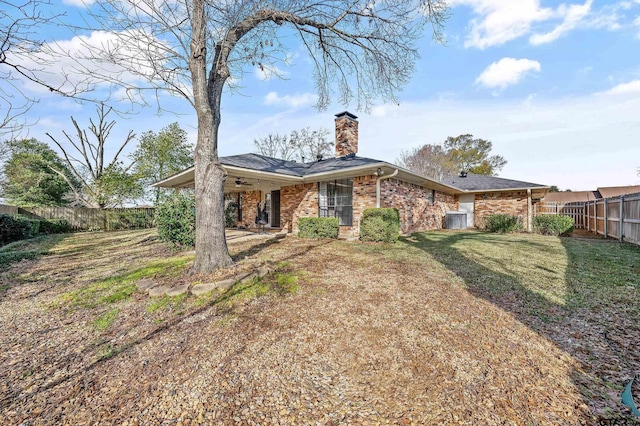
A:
[597,185,640,198]
[440,173,548,192]
[543,191,599,203]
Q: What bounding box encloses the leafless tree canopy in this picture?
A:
[77,0,448,272]
[397,143,457,181]
[76,0,448,111]
[254,127,333,163]
[45,105,140,208]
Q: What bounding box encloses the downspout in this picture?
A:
[376,169,399,208]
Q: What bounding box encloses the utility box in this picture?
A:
[445,211,467,230]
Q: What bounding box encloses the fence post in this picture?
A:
[620,195,624,242]
[604,198,608,238]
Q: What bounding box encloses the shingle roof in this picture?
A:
[440,173,547,191]
[304,155,382,175]
[220,153,308,177]
[220,153,382,177]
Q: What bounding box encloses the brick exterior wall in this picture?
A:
[280,183,318,234]
[234,190,262,228]
[230,177,461,237]
[334,114,358,157]
[474,191,529,229]
[381,179,458,234]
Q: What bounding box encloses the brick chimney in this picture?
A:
[334,111,358,157]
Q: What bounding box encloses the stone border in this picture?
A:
[136,264,274,298]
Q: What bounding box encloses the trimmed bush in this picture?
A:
[485,214,523,233]
[155,192,196,248]
[0,214,37,245]
[39,219,71,234]
[298,217,339,239]
[534,215,574,236]
[360,208,400,243]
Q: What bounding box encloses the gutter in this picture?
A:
[376,169,399,208]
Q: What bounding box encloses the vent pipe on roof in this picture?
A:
[459,170,468,178]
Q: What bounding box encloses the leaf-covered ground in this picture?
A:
[0,229,639,425]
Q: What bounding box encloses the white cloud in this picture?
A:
[530,0,593,45]
[600,79,640,95]
[476,58,541,89]
[451,0,622,48]
[450,0,555,48]
[263,91,318,108]
[6,29,187,106]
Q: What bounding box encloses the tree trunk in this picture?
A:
[190,0,232,274]
[193,144,232,274]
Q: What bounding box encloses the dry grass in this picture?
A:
[0,229,639,425]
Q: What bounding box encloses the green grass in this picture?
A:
[204,264,304,312]
[146,293,188,315]
[58,255,192,308]
[93,308,120,331]
[0,234,67,269]
[363,231,640,323]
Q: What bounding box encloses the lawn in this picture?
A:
[0,229,638,424]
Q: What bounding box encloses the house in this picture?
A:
[154,112,550,236]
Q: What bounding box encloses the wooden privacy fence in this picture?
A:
[536,192,640,246]
[0,204,155,232]
[535,202,586,229]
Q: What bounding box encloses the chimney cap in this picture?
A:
[335,111,358,120]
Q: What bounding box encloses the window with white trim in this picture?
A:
[319,178,353,226]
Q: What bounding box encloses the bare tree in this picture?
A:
[75,0,448,273]
[396,143,456,181]
[254,133,297,161]
[46,105,141,208]
[255,127,332,162]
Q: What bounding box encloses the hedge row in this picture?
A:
[484,213,574,236]
[0,214,70,246]
[533,215,574,236]
[484,214,523,233]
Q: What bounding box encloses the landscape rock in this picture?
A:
[148,285,171,297]
[165,284,190,297]
[257,266,271,278]
[136,278,157,291]
[240,272,257,284]
[215,278,237,290]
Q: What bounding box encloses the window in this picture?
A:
[428,189,435,206]
[237,193,243,221]
[319,179,353,226]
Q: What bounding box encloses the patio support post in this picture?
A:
[527,188,533,233]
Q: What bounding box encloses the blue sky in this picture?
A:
[6,0,640,191]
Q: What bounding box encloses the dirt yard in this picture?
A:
[0,229,639,425]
